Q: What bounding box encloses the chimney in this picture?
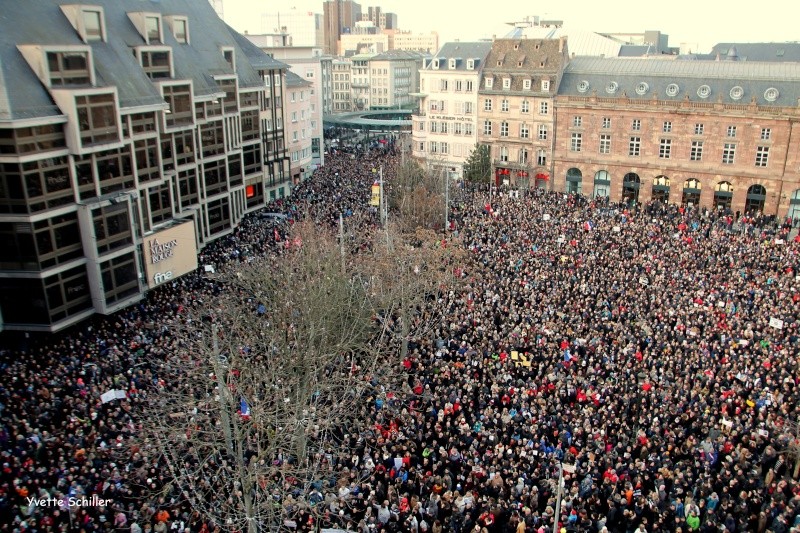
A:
[559,36,566,52]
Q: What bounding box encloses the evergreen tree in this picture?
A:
[463,143,492,185]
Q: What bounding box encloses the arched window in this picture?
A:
[745,184,766,214]
[593,170,610,198]
[788,189,800,224]
[566,168,582,195]
[682,178,702,206]
[622,172,640,204]
[713,181,733,211]
[652,175,670,203]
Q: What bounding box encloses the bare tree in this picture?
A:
[366,224,466,360]
[132,220,462,531]
[388,158,449,232]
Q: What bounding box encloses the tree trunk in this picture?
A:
[400,314,410,360]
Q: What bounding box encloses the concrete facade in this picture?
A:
[391,32,439,54]
[246,43,331,165]
[0,0,290,332]
[261,10,324,48]
[284,72,314,183]
[332,58,353,112]
[323,0,361,56]
[367,51,424,109]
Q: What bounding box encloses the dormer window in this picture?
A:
[83,9,103,41]
[432,59,440,69]
[174,19,187,43]
[466,59,475,70]
[502,78,511,90]
[541,79,550,91]
[485,77,493,89]
[138,49,172,79]
[60,5,107,42]
[449,58,456,69]
[145,15,161,43]
[166,16,189,44]
[523,79,531,90]
[222,47,235,71]
[47,51,91,86]
[514,43,520,50]
[128,12,163,45]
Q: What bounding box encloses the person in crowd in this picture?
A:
[2,152,800,533]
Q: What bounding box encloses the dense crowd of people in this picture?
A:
[2,149,800,533]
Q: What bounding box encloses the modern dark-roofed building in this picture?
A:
[553,57,800,216]
[0,0,290,332]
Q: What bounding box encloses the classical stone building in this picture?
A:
[554,57,800,217]
[477,38,569,189]
[0,0,290,331]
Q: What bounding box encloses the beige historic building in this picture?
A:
[412,42,492,180]
[477,38,569,188]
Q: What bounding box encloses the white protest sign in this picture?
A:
[101,390,116,404]
[613,226,621,233]
[770,317,784,329]
[101,389,128,404]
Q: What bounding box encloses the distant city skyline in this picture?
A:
[223,0,799,54]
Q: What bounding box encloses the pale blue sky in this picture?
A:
[222,0,800,54]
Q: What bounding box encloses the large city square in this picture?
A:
[1,1,800,533]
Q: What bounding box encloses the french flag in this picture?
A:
[240,398,251,420]
[584,220,594,231]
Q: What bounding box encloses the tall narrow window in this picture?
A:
[599,134,611,154]
[173,19,188,43]
[659,138,671,159]
[690,141,703,161]
[722,143,736,164]
[755,146,769,167]
[145,16,161,43]
[628,136,641,156]
[570,133,582,152]
[83,10,103,41]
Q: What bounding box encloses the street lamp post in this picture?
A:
[553,463,564,533]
